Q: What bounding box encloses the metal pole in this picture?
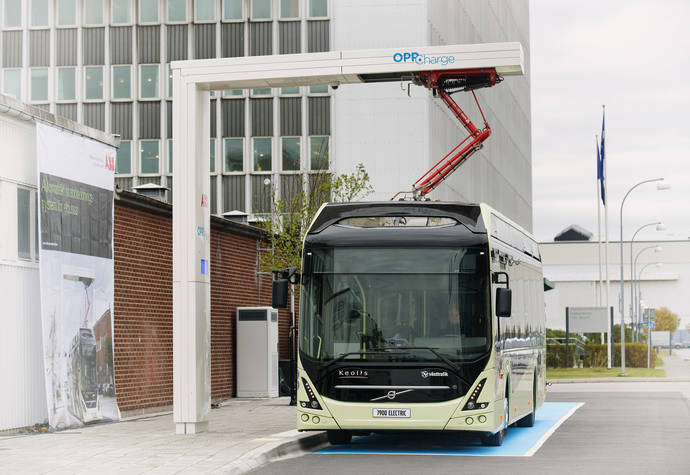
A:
[630,222,660,342]
[565,308,570,369]
[289,285,297,406]
[619,178,664,375]
[647,309,651,369]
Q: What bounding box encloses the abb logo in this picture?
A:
[105,155,115,172]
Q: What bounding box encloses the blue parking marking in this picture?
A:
[316,402,583,457]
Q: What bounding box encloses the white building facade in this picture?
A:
[540,239,690,332]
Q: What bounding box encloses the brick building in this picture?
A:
[113,188,295,415]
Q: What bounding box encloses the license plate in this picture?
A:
[372,408,411,418]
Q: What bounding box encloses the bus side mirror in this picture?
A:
[496,287,512,318]
[272,279,289,308]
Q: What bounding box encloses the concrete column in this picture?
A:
[171,70,211,434]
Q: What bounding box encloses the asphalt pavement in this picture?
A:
[252,387,690,475]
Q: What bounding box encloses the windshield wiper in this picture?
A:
[367,346,460,372]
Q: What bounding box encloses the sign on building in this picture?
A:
[566,307,609,333]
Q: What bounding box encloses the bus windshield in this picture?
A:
[300,247,491,364]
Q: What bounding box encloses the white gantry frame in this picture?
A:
[170,42,524,434]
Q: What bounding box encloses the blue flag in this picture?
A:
[598,109,606,205]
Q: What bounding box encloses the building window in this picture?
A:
[253,137,272,172]
[281,137,300,171]
[57,67,76,101]
[140,0,158,23]
[167,0,186,22]
[84,66,104,100]
[309,85,329,95]
[195,0,215,22]
[17,188,31,260]
[222,89,244,97]
[210,138,216,173]
[57,0,77,26]
[167,64,173,97]
[112,65,132,99]
[251,0,271,20]
[223,0,243,21]
[310,136,329,170]
[116,140,132,174]
[3,0,21,27]
[84,0,103,25]
[139,64,160,99]
[112,0,132,24]
[31,0,49,27]
[30,68,49,102]
[140,140,160,174]
[280,0,299,19]
[224,137,244,172]
[251,88,271,97]
[280,87,300,96]
[2,69,21,99]
[309,0,328,18]
[167,139,173,174]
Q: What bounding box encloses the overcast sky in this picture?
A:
[530,0,690,242]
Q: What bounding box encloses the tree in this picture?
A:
[259,164,374,273]
[655,307,679,333]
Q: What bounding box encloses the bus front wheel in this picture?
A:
[481,396,508,447]
[327,430,352,445]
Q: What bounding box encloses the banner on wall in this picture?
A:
[36,123,119,429]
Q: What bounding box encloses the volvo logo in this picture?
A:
[387,391,396,400]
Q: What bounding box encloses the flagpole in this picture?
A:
[596,134,604,345]
[602,105,611,369]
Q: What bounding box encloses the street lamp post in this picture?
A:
[633,244,662,341]
[639,262,663,368]
[619,178,667,375]
[629,222,664,341]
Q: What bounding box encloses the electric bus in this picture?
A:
[294,202,546,446]
[70,328,101,423]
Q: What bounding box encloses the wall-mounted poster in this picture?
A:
[36,123,119,429]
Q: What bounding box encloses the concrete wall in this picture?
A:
[540,240,690,331]
[332,0,533,231]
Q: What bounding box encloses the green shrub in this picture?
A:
[546,343,656,368]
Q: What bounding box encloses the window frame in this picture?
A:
[83,65,104,102]
[222,0,244,22]
[111,0,134,25]
[30,0,51,29]
[308,0,329,19]
[280,136,302,172]
[2,68,22,100]
[56,0,78,27]
[279,0,300,20]
[250,0,272,21]
[29,67,50,103]
[166,0,188,23]
[194,0,216,23]
[56,66,77,102]
[139,63,161,100]
[138,0,160,25]
[115,139,133,176]
[223,137,245,174]
[252,136,273,173]
[111,64,133,101]
[3,0,23,29]
[309,135,330,171]
[139,139,161,176]
[84,0,105,26]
